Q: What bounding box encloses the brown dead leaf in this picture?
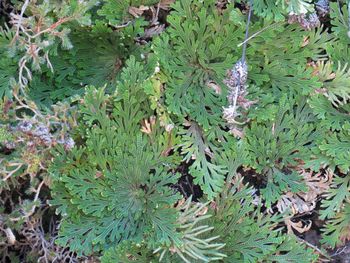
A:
[276,169,333,215]
[95,171,103,178]
[306,61,319,76]
[285,218,312,234]
[230,128,244,138]
[210,201,218,211]
[340,225,350,245]
[314,87,327,94]
[159,0,175,10]
[176,198,186,209]
[312,61,336,80]
[141,121,152,134]
[302,36,310,47]
[128,5,149,18]
[328,72,336,80]
[237,95,257,110]
[141,116,156,134]
[197,206,208,216]
[5,227,16,245]
[207,81,222,95]
[216,0,229,13]
[143,24,165,38]
[204,147,214,158]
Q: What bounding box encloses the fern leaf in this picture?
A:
[321,203,350,248]
[0,27,17,98]
[179,121,226,199]
[316,61,350,107]
[320,175,350,220]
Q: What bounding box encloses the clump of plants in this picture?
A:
[1,0,350,262]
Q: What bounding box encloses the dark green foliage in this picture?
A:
[233,0,315,21]
[0,27,17,98]
[153,0,243,130]
[101,241,157,262]
[50,58,183,255]
[307,2,350,249]
[245,23,329,98]
[152,0,243,199]
[209,182,284,262]
[207,181,318,262]
[321,202,350,247]
[320,175,350,221]
[309,94,350,131]
[325,2,350,66]
[3,0,350,261]
[97,0,159,25]
[179,121,227,199]
[244,96,315,206]
[27,21,147,106]
[317,123,350,173]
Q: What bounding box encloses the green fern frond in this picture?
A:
[265,236,318,262]
[0,27,17,98]
[321,203,350,248]
[320,175,350,220]
[97,0,158,25]
[50,60,182,256]
[153,0,243,130]
[311,122,350,173]
[156,197,226,263]
[208,179,317,262]
[179,121,226,199]
[244,96,314,206]
[315,61,350,107]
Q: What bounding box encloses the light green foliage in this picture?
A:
[316,61,350,107]
[97,0,132,25]
[0,126,12,144]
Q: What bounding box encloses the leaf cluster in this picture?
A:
[3,0,350,261]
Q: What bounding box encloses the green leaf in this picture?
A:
[320,175,350,220]
[321,203,350,248]
[179,121,226,199]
